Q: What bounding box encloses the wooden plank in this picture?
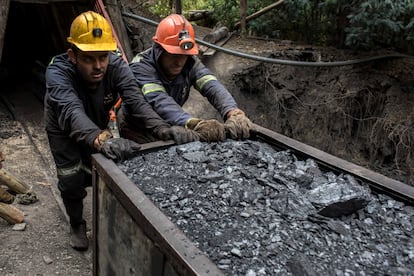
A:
[239,0,247,36]
[200,32,232,57]
[0,168,32,194]
[0,0,10,63]
[0,202,24,224]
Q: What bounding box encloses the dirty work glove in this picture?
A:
[153,125,177,141]
[224,108,253,139]
[153,125,200,144]
[153,125,175,141]
[186,118,226,142]
[170,126,200,144]
[100,138,141,161]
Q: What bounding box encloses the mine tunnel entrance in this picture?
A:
[0,1,90,120]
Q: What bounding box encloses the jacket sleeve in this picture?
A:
[130,62,192,127]
[109,55,171,131]
[45,60,101,148]
[192,58,238,119]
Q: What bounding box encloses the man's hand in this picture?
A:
[224,109,253,139]
[94,129,113,150]
[186,118,226,142]
[154,125,200,144]
[100,138,141,161]
[170,126,200,144]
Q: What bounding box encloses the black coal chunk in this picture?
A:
[119,140,414,275]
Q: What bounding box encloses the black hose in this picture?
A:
[122,12,412,67]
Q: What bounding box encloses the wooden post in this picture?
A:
[175,0,182,15]
[103,0,133,61]
[240,0,247,37]
[0,168,31,194]
[0,202,24,224]
[203,27,229,43]
[235,0,284,29]
[0,0,11,63]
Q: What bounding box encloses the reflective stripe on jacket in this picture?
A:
[129,44,238,126]
[44,52,169,169]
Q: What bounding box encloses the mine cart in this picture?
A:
[92,125,414,275]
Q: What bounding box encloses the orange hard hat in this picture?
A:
[67,11,117,52]
[152,14,199,55]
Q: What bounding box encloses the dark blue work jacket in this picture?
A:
[44,52,168,170]
[129,44,238,127]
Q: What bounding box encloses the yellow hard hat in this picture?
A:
[153,14,198,55]
[67,11,117,52]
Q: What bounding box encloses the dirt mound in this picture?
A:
[227,46,414,185]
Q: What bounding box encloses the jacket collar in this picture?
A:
[152,43,196,81]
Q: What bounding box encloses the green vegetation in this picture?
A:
[150,0,414,51]
[346,0,414,50]
[149,0,206,18]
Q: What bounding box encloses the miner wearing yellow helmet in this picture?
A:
[124,14,253,142]
[44,11,196,251]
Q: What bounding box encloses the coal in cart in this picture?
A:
[92,125,414,275]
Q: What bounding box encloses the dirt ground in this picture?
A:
[0,78,93,275]
[1,15,414,276]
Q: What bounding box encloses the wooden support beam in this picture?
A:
[0,202,24,224]
[0,0,10,63]
[0,186,14,204]
[187,10,210,22]
[104,0,133,61]
[234,0,284,29]
[0,168,32,194]
[175,0,182,15]
[240,0,247,37]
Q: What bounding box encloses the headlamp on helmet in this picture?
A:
[152,14,198,55]
[179,30,194,50]
[67,11,117,52]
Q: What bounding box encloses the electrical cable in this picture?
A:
[122,12,412,67]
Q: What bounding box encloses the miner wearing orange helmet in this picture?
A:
[44,11,194,251]
[125,14,253,142]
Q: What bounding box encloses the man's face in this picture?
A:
[68,49,110,88]
[158,51,189,79]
